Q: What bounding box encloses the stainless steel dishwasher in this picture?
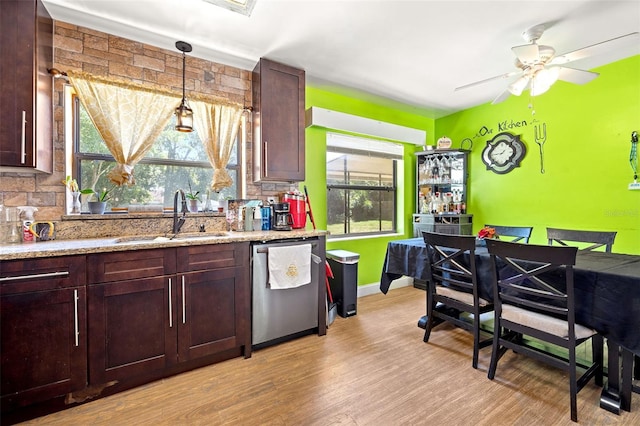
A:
[252,238,321,348]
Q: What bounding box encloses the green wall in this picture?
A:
[436,55,639,254]
[304,89,434,285]
[304,55,639,287]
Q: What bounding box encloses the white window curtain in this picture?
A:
[191,101,244,192]
[68,70,178,186]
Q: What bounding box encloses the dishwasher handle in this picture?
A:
[255,242,318,254]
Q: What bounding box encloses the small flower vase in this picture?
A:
[70,191,82,215]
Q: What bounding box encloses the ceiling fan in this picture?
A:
[455,24,640,104]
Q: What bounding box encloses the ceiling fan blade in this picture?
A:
[491,88,512,104]
[512,44,540,64]
[455,70,520,92]
[549,32,640,65]
[555,67,600,84]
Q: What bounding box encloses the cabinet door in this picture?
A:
[0,256,87,412]
[88,276,177,384]
[252,58,305,182]
[177,264,248,361]
[177,242,250,361]
[1,287,87,412]
[0,0,53,172]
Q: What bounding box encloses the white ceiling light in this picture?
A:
[202,0,257,17]
[530,67,560,96]
[507,75,530,96]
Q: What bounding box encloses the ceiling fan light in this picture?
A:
[530,67,560,96]
[537,67,560,87]
[508,76,530,96]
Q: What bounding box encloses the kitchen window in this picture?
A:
[326,133,401,237]
[72,95,239,209]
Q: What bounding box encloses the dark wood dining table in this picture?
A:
[379,237,640,414]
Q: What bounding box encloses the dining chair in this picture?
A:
[486,239,603,423]
[422,231,493,369]
[484,224,533,243]
[547,227,617,252]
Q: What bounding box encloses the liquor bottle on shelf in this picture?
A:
[413,148,473,236]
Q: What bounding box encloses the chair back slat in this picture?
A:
[500,293,568,316]
[546,227,617,253]
[484,225,533,243]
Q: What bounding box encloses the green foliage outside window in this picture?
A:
[326,150,396,236]
[76,101,238,209]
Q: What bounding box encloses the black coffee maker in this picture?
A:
[272,203,293,231]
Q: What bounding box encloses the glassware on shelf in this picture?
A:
[431,157,441,183]
[441,156,451,183]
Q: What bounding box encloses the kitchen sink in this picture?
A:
[114,232,230,244]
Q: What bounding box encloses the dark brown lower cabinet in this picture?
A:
[177,242,251,362]
[87,275,177,384]
[178,266,247,361]
[1,242,250,420]
[0,256,87,413]
[87,243,251,386]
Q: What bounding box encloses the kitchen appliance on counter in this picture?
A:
[272,203,293,231]
[252,238,322,348]
[282,192,306,229]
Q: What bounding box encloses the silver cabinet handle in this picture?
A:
[73,289,79,347]
[21,110,26,164]
[168,278,173,328]
[0,271,69,282]
[182,275,186,324]
[264,140,268,177]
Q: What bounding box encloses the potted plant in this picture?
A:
[81,187,111,214]
[185,182,200,212]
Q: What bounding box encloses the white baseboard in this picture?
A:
[357,276,414,298]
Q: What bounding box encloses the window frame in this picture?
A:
[326,133,401,239]
[71,95,241,205]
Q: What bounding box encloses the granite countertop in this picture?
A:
[0,230,327,261]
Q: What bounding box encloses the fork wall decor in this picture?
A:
[533,121,548,174]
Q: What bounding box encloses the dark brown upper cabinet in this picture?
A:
[0,0,53,173]
[252,58,305,182]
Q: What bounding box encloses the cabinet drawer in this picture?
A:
[87,248,176,284]
[0,256,86,294]
[177,242,249,272]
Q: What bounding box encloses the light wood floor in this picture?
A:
[20,286,638,425]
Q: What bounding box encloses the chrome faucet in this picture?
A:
[172,189,188,234]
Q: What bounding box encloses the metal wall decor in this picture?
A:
[534,122,547,174]
[481,132,526,174]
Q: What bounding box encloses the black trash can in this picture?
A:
[326,250,359,318]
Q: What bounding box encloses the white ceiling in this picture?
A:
[41,0,640,119]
